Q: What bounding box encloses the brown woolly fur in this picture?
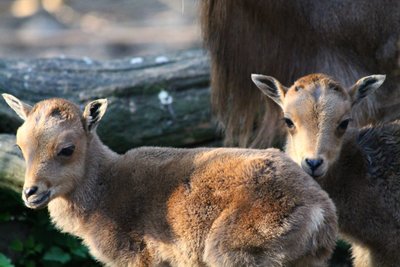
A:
[253,73,400,267]
[2,94,338,267]
[200,1,400,148]
[324,124,400,267]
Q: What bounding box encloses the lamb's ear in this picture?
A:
[349,75,386,105]
[251,74,288,108]
[83,99,108,132]
[2,93,32,120]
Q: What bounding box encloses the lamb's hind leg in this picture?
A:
[204,249,282,267]
[202,208,284,267]
[204,205,335,267]
[203,238,282,267]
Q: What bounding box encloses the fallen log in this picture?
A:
[0,50,217,153]
[0,134,24,193]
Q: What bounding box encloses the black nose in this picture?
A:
[24,186,38,198]
[305,158,323,172]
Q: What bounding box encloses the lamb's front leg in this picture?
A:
[351,243,375,267]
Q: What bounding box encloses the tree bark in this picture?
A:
[0,50,218,152]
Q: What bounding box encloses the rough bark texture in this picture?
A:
[0,50,217,151]
[0,50,217,193]
[0,134,24,193]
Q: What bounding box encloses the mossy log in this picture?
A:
[0,50,216,153]
[0,50,218,193]
[0,134,24,193]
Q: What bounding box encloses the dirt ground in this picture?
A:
[0,0,201,59]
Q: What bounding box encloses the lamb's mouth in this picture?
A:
[303,168,326,179]
[25,191,51,209]
[310,169,326,179]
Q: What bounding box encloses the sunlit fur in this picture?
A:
[16,99,87,207]
[200,1,400,148]
[3,95,338,267]
[255,73,400,267]
[280,74,352,177]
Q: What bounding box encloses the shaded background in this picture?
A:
[0,0,201,59]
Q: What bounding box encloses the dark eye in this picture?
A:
[58,145,75,157]
[284,118,295,129]
[338,119,351,130]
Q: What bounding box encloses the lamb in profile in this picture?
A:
[252,73,399,267]
[2,94,337,267]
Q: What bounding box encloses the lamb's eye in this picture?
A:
[338,119,351,130]
[284,118,295,129]
[58,145,75,157]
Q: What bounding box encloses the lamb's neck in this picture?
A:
[48,134,119,233]
[73,134,118,207]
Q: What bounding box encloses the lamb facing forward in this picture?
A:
[252,73,399,267]
[2,94,337,267]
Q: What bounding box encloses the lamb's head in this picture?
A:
[2,94,107,209]
[252,73,385,178]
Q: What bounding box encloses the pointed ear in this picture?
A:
[251,74,288,108]
[2,93,32,120]
[83,99,108,132]
[349,75,386,105]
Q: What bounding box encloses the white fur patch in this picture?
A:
[308,206,325,234]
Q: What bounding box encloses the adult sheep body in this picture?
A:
[201,0,400,147]
[2,94,337,267]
